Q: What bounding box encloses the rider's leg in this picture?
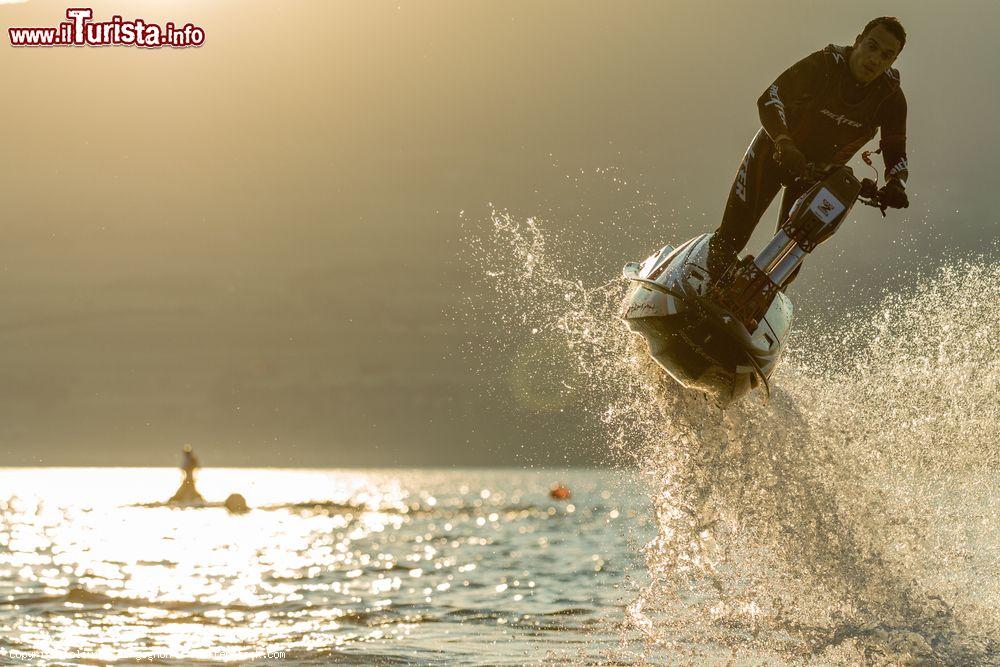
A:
[714,128,785,257]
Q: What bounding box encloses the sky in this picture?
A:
[1,1,997,467]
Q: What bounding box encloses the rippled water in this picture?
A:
[0,467,654,665]
[471,211,999,665]
[5,213,996,666]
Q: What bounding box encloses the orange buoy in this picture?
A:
[549,483,571,501]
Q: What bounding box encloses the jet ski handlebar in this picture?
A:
[796,163,887,216]
[856,178,888,217]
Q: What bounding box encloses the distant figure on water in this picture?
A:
[549,483,571,501]
[168,444,205,503]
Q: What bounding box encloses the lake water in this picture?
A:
[0,467,655,665]
[1,229,997,665]
[467,215,1000,665]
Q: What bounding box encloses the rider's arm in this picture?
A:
[878,89,908,183]
[756,51,826,145]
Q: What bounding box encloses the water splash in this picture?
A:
[470,208,999,664]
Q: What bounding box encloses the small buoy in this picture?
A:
[549,483,571,501]
[224,493,249,514]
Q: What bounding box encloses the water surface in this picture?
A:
[0,467,651,665]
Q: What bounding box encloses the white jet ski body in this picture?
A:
[621,165,877,406]
[621,234,792,406]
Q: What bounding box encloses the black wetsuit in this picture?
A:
[715,44,909,274]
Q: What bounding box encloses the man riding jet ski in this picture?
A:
[621,17,911,406]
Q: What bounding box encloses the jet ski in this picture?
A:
[621,165,885,407]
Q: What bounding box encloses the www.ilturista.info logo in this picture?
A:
[8,8,205,48]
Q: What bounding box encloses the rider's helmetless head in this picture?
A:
[849,17,906,84]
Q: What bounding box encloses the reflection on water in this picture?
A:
[0,468,651,665]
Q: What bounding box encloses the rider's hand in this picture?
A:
[772,137,808,180]
[878,177,909,209]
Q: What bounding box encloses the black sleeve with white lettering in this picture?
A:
[878,89,908,181]
[756,51,826,142]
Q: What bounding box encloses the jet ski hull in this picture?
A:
[621,166,878,406]
[621,233,792,406]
